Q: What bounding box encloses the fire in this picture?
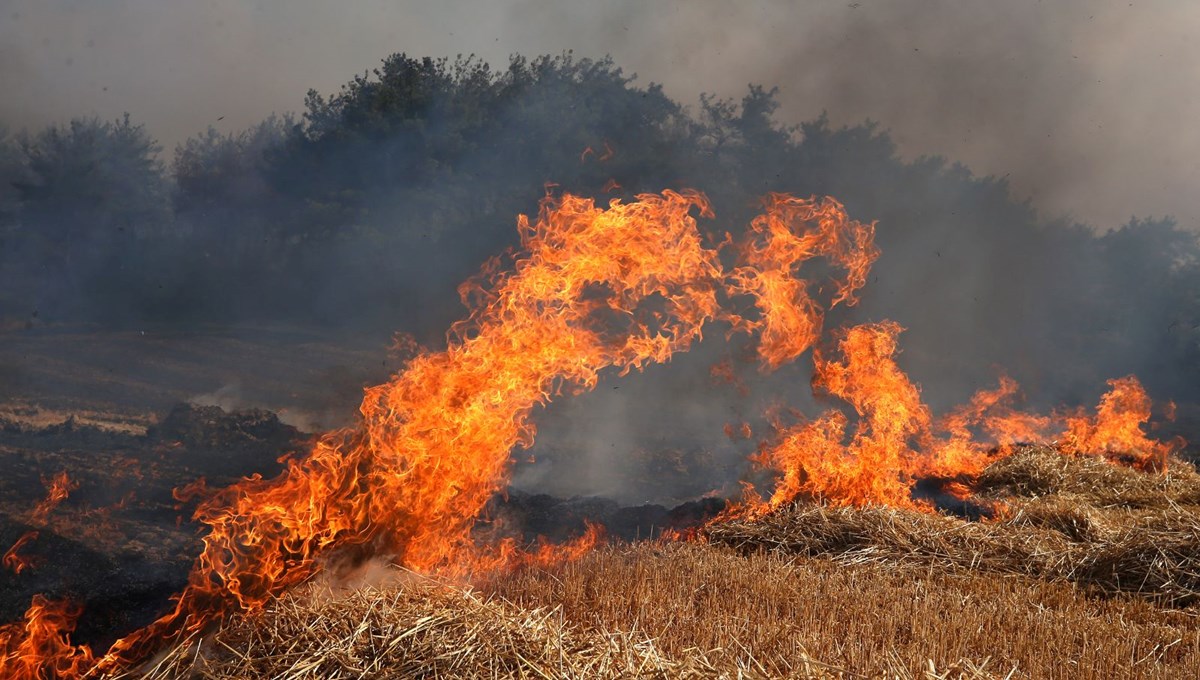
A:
[0,597,94,679]
[749,322,932,511]
[5,189,738,678]
[528,522,605,567]
[0,187,1182,678]
[1,472,79,580]
[30,472,77,525]
[724,421,753,440]
[2,531,38,575]
[1062,376,1181,471]
[742,324,1180,513]
[727,194,879,369]
[929,374,1051,478]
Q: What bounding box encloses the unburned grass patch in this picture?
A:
[486,541,1200,679]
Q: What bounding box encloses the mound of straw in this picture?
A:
[708,448,1200,606]
[977,445,1200,508]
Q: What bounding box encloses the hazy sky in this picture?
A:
[2,0,1198,230]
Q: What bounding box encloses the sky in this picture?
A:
[2,0,1198,230]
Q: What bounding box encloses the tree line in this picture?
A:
[0,52,1196,405]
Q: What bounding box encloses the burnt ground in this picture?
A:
[0,324,393,649]
[0,404,305,650]
[0,323,395,433]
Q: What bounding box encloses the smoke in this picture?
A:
[2,0,1197,230]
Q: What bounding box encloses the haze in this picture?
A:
[2,0,1197,231]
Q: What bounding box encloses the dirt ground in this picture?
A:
[0,323,395,648]
[0,323,396,433]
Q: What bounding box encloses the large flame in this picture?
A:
[726,193,879,369]
[4,189,752,677]
[0,188,1181,678]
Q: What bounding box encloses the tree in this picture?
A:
[174,115,291,255]
[0,127,20,228]
[12,115,170,318]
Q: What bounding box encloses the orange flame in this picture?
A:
[0,597,94,679]
[528,522,605,568]
[743,324,1181,512]
[723,421,753,441]
[1062,376,1183,470]
[30,472,77,525]
[926,374,1051,479]
[2,532,38,575]
[20,189,734,678]
[727,194,879,370]
[749,322,929,511]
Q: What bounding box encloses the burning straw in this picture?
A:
[707,447,1200,607]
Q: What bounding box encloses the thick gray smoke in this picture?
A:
[3,0,1197,230]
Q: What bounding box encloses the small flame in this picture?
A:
[2,532,38,575]
[1061,376,1183,470]
[528,522,605,568]
[723,422,753,441]
[30,472,77,525]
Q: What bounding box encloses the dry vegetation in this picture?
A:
[139,575,721,680]
[490,543,1198,679]
[140,447,1200,679]
[141,564,995,680]
[705,502,1200,606]
[976,446,1200,508]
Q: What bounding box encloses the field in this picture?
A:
[3,327,1199,679]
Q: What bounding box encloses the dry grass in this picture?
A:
[138,573,719,680]
[702,448,1200,606]
[705,502,1200,606]
[137,564,996,680]
[487,542,1200,679]
[976,446,1200,508]
[134,448,1200,679]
